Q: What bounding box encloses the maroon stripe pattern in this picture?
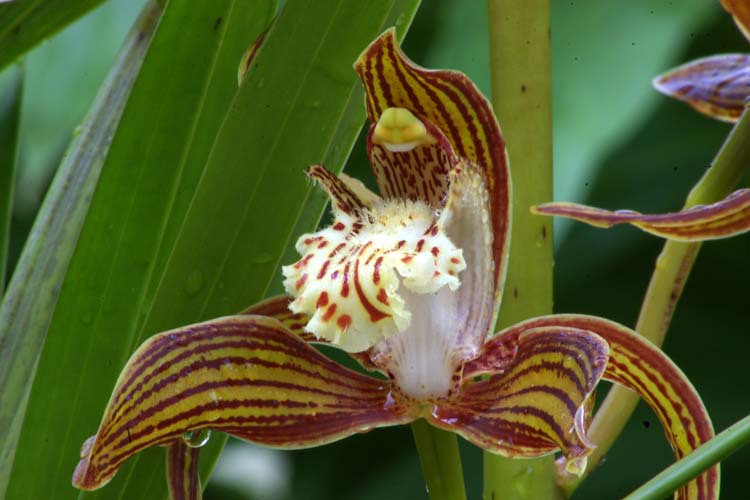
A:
[72,316,411,490]
[166,440,202,500]
[493,315,719,500]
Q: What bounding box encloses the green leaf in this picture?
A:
[7,1,421,500]
[0,4,159,498]
[0,65,22,290]
[0,0,110,71]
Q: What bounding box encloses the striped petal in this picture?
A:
[496,315,718,500]
[721,0,750,40]
[367,108,458,206]
[532,189,750,241]
[72,315,410,491]
[431,326,609,476]
[166,440,202,500]
[354,29,511,315]
[653,54,750,123]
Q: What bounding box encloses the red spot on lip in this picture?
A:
[373,256,384,284]
[377,288,389,305]
[316,291,329,308]
[450,257,461,264]
[431,246,440,257]
[416,239,425,252]
[295,274,307,290]
[428,225,439,236]
[337,314,352,330]
[396,240,406,249]
[401,255,413,263]
[341,263,351,297]
[323,304,337,321]
[317,241,328,249]
[316,260,330,279]
[332,222,346,231]
[293,254,313,269]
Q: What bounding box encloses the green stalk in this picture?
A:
[562,108,750,495]
[624,415,750,500]
[484,1,559,499]
[413,419,468,500]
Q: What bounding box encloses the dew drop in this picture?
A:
[251,252,273,264]
[73,125,84,137]
[182,429,211,448]
[185,270,205,296]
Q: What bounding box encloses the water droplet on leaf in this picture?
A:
[182,429,211,448]
[185,270,205,296]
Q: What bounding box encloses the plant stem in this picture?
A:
[484,1,559,499]
[412,420,468,500]
[562,108,750,495]
[623,415,750,500]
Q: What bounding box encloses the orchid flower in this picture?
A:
[73,30,719,500]
[653,0,750,122]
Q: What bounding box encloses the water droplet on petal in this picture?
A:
[182,429,211,448]
[185,270,205,296]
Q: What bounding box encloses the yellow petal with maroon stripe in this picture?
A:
[72,315,410,491]
[354,29,511,311]
[166,441,202,500]
[431,326,609,476]
[532,189,750,241]
[367,111,458,206]
[652,54,750,123]
[721,0,750,40]
[501,315,718,500]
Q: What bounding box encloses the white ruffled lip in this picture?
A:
[282,195,467,353]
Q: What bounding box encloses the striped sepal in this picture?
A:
[166,441,202,500]
[532,189,750,241]
[653,54,750,123]
[500,315,718,500]
[354,29,511,310]
[722,0,750,40]
[431,327,609,476]
[239,294,379,371]
[367,114,458,206]
[72,315,410,491]
[240,295,312,341]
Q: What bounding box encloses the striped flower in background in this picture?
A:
[72,30,719,500]
[653,0,750,123]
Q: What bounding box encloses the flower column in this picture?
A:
[484,1,561,499]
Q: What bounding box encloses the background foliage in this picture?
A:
[1,0,746,499]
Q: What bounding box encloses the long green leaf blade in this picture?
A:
[9,1,421,499]
[0,65,22,290]
[5,0,279,498]
[0,0,109,71]
[0,5,160,498]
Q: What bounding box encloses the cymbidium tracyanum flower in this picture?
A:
[653,0,750,122]
[73,30,719,500]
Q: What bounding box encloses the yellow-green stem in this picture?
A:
[561,108,750,495]
[484,1,559,499]
[412,420,467,500]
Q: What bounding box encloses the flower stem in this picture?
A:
[623,415,750,500]
[484,1,560,499]
[561,107,750,495]
[412,419,467,500]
